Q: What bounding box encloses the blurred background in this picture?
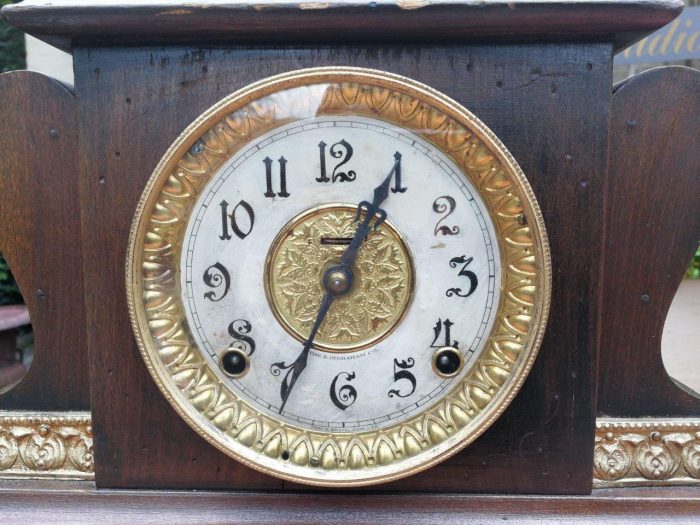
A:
[0,0,698,394]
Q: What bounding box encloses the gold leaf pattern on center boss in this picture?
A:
[267,206,413,351]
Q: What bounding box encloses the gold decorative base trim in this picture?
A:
[594,418,700,488]
[0,412,94,480]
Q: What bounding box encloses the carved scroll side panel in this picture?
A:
[595,66,700,488]
[0,71,90,412]
[599,66,700,418]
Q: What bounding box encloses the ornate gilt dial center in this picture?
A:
[265,204,414,352]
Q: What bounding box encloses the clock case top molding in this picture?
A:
[1,0,696,496]
[1,0,684,53]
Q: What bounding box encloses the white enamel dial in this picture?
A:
[180,115,501,433]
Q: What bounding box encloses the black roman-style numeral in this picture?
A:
[203,262,231,301]
[431,318,459,348]
[317,140,356,183]
[433,195,460,236]
[446,255,478,298]
[330,371,357,410]
[387,358,416,398]
[263,156,290,198]
[391,152,407,193]
[228,319,256,357]
[219,199,254,240]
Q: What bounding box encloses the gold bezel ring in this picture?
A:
[126,67,552,487]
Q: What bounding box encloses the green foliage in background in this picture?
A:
[0,0,25,73]
[688,246,700,280]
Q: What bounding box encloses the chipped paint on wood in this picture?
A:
[298,2,331,9]
[156,9,192,15]
[396,0,431,9]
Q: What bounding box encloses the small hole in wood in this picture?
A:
[496,80,503,88]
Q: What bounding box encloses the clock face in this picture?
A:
[181,115,500,433]
[128,68,550,486]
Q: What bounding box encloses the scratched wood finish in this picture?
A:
[2,481,700,524]
[597,66,700,417]
[1,0,682,53]
[74,43,611,493]
[0,71,90,410]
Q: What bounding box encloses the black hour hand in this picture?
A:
[354,201,387,231]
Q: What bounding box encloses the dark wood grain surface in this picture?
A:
[74,43,611,493]
[598,66,700,417]
[2,480,700,524]
[1,0,682,53]
[0,71,90,411]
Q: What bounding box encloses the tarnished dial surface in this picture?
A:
[127,68,551,486]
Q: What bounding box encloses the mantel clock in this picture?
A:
[1,0,700,517]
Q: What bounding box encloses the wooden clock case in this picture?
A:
[0,0,699,506]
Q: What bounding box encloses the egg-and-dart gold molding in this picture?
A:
[126,67,552,487]
[594,418,700,488]
[1,411,698,487]
[0,411,94,480]
[0,411,700,488]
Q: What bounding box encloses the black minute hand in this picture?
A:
[271,153,401,414]
[272,290,335,414]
